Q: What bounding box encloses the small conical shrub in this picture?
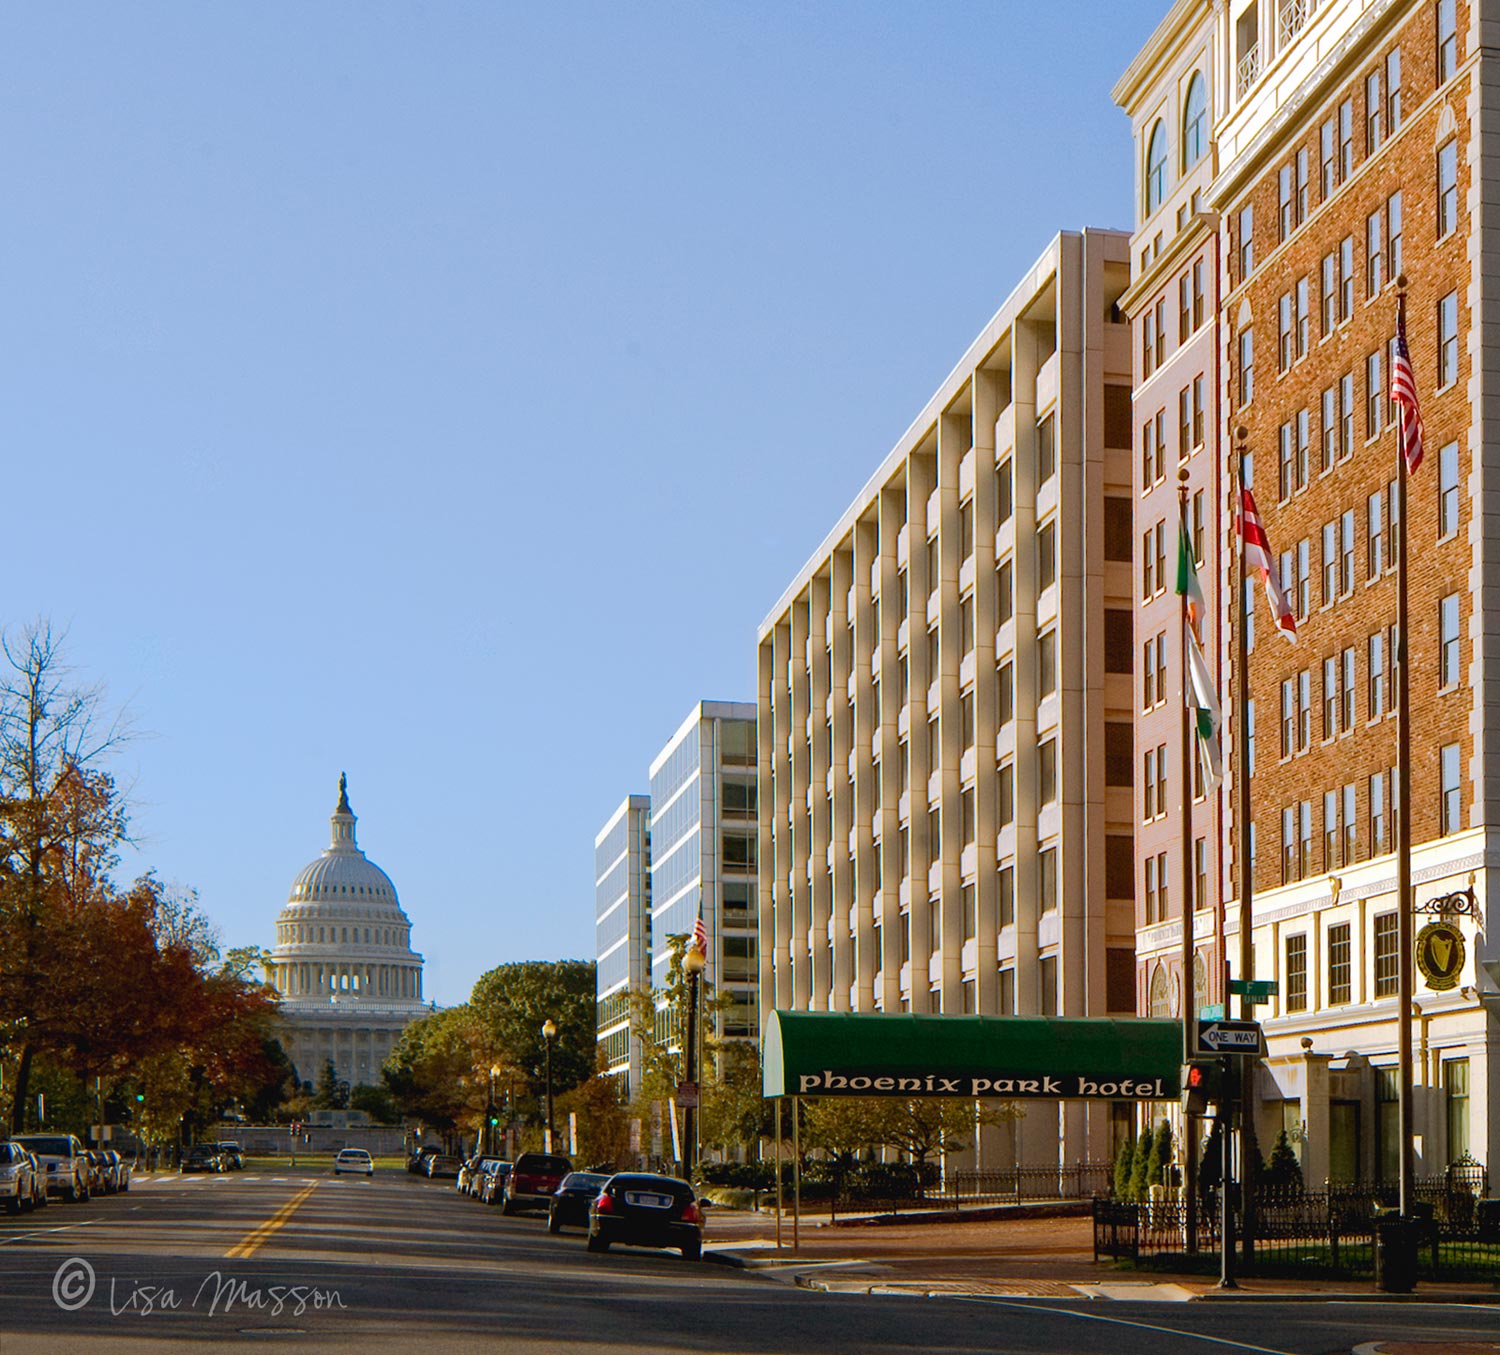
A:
[1130,1123,1156,1201]
[1148,1118,1174,1191]
[1113,1135,1136,1200]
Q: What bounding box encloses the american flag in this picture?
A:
[691,912,708,954]
[1390,293,1425,474]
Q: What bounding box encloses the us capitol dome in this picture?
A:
[269,775,429,1089]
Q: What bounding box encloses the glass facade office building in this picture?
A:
[648,702,759,1049]
[594,794,651,1098]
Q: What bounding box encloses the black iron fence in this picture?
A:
[1093,1161,1499,1282]
[939,1163,1113,1205]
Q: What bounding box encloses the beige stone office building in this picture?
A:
[756,230,1141,1167]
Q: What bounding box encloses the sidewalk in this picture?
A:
[702,1205,1500,1304]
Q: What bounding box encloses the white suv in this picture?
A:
[333,1148,373,1177]
[14,1134,89,1202]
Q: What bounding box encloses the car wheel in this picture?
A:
[681,1239,702,1261]
[500,1197,517,1216]
[547,1212,561,1234]
[586,1232,609,1253]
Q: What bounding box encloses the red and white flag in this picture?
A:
[1239,487,1298,643]
[691,911,709,955]
[1390,293,1425,474]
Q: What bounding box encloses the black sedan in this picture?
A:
[547,1171,610,1233]
[586,1172,703,1260]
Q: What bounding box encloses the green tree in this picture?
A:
[1264,1129,1304,1192]
[469,960,597,1102]
[556,1072,632,1168]
[1148,1119,1173,1191]
[221,945,274,985]
[381,1005,482,1131]
[349,1083,398,1124]
[699,1038,772,1156]
[1113,1134,1136,1200]
[313,1059,350,1110]
[1129,1123,1156,1201]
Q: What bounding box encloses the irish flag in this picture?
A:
[1176,522,1223,788]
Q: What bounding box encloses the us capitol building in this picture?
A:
[269,776,429,1089]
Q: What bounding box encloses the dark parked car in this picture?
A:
[502,1153,572,1214]
[548,1171,610,1233]
[406,1146,439,1174]
[587,1172,703,1259]
[182,1145,223,1173]
[424,1153,462,1179]
[478,1160,512,1205]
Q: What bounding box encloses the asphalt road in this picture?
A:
[0,1167,1494,1354]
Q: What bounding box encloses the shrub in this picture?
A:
[1113,1135,1136,1200]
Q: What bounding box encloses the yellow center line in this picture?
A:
[225,1180,320,1259]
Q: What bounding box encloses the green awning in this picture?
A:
[762,1011,1181,1100]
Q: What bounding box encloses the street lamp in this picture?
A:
[683,944,706,1178]
[488,1065,501,1156]
[541,1019,558,1152]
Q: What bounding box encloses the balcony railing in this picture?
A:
[1278,0,1317,48]
[1236,42,1261,98]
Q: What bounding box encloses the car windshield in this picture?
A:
[16,1137,74,1156]
[187,1146,216,1157]
[561,1173,610,1190]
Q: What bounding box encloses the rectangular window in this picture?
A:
[1038,520,1056,592]
[996,459,1013,525]
[1367,490,1383,578]
[1036,413,1056,487]
[1281,804,1297,883]
[1342,646,1356,730]
[1445,1059,1470,1164]
[961,883,976,940]
[961,788,976,845]
[1038,737,1057,806]
[1104,497,1132,561]
[1105,722,1133,786]
[1441,742,1461,834]
[1439,291,1460,387]
[1299,672,1311,750]
[1281,677,1296,759]
[1297,539,1311,618]
[1438,442,1460,537]
[1366,69,1383,152]
[1238,204,1254,280]
[1038,847,1057,915]
[1295,147,1309,224]
[959,498,975,560]
[1038,629,1057,700]
[960,592,975,657]
[1438,139,1459,238]
[1366,349,1383,439]
[997,761,1014,826]
[1192,373,1205,448]
[1141,530,1154,598]
[1321,520,1338,605]
[998,963,1014,1013]
[1192,489,1205,564]
[1296,276,1309,357]
[997,660,1013,729]
[1339,99,1353,180]
[1039,953,1058,1016]
[1178,386,1191,460]
[1244,576,1256,653]
[960,690,975,748]
[1340,235,1354,320]
[1193,259,1205,329]
[1194,837,1208,911]
[1438,0,1457,83]
[1328,921,1352,1005]
[1321,252,1337,333]
[1320,117,1336,198]
[1154,298,1166,368]
[1388,192,1403,277]
[1343,782,1358,862]
[1286,934,1308,1011]
[1373,912,1398,995]
[1387,47,1402,131]
[1278,163,1293,242]
[1278,292,1293,372]
[1366,208,1383,297]
[1368,631,1384,718]
[999,864,1014,927]
[1144,853,1158,922]
[1441,593,1460,687]
[1324,788,1339,865]
[1387,478,1400,568]
[1340,372,1355,458]
[1238,328,1254,406]
[1340,510,1355,596]
[1142,636,1156,708]
[1322,655,1338,741]
[1369,769,1388,856]
[1248,697,1256,776]
[1179,271,1191,340]
[1279,421,1295,501]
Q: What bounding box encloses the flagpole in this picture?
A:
[1233,426,1258,1269]
[1394,276,1415,1219]
[1178,466,1198,1254]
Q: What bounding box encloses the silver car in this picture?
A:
[13,1134,90,1202]
[0,1141,42,1214]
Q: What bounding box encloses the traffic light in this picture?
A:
[135,1093,145,1103]
[1181,1059,1225,1116]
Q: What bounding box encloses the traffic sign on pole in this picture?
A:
[1194,1019,1265,1056]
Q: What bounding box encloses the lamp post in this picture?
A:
[541,1019,557,1152]
[682,944,706,1179]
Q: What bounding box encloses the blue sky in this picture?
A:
[6,1,1165,1006]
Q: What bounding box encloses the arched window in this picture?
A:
[1146,120,1169,214]
[1183,74,1207,169]
[1193,954,1208,1007]
[1149,963,1172,1018]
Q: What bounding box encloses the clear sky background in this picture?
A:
[6,1,1166,1006]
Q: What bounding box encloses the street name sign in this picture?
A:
[1228,979,1278,1000]
[1194,1019,1265,1056]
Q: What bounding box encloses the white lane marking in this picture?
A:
[0,1218,101,1247]
[956,1298,1296,1355]
[271,1177,288,1183]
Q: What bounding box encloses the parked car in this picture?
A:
[478,1160,512,1204]
[424,1153,462,1179]
[460,1156,502,1197]
[456,1155,482,1195]
[548,1171,611,1234]
[586,1172,703,1259]
[333,1148,373,1177]
[14,1134,90,1202]
[109,1150,132,1193]
[181,1145,223,1173]
[23,1151,49,1211]
[215,1142,245,1171]
[0,1141,41,1214]
[501,1152,572,1214]
[406,1146,439,1174]
[85,1150,117,1195]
